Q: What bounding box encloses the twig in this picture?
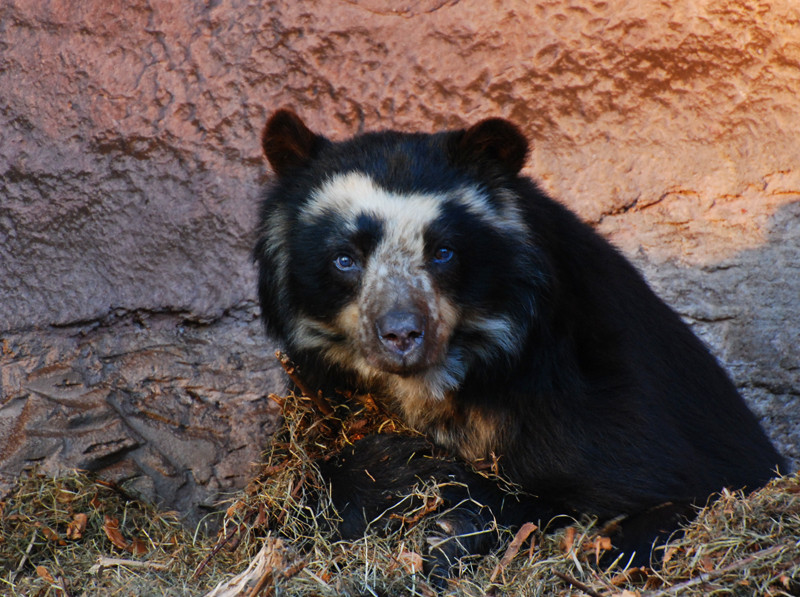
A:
[192,512,255,579]
[13,531,37,580]
[282,561,307,582]
[275,351,334,417]
[246,560,306,597]
[642,544,787,596]
[260,462,291,477]
[489,522,538,584]
[89,557,168,574]
[389,495,444,528]
[552,570,605,597]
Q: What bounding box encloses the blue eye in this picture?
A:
[334,254,357,271]
[433,247,454,264]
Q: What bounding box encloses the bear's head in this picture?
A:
[255,110,548,405]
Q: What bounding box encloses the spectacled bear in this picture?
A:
[254,109,786,577]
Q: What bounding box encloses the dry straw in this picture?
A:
[2,369,798,596]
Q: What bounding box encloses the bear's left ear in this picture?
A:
[453,118,529,175]
[262,109,325,177]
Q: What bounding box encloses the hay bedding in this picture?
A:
[2,354,798,596]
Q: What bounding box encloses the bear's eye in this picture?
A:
[334,254,358,271]
[432,247,454,264]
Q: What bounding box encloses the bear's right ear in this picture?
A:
[262,109,324,177]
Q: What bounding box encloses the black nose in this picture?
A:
[376,311,425,356]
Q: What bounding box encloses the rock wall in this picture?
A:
[1,0,798,522]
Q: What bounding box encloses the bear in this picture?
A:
[253,108,787,579]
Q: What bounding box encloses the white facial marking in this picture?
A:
[460,313,524,363]
[305,172,528,240]
[300,171,527,408]
[305,172,443,246]
[456,186,529,237]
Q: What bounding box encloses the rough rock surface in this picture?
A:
[1,0,798,522]
[0,305,282,528]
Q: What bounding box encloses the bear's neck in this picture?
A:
[382,385,503,463]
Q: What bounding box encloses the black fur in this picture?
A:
[255,109,786,574]
[316,434,561,582]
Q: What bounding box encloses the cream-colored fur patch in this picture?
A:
[298,171,525,415]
